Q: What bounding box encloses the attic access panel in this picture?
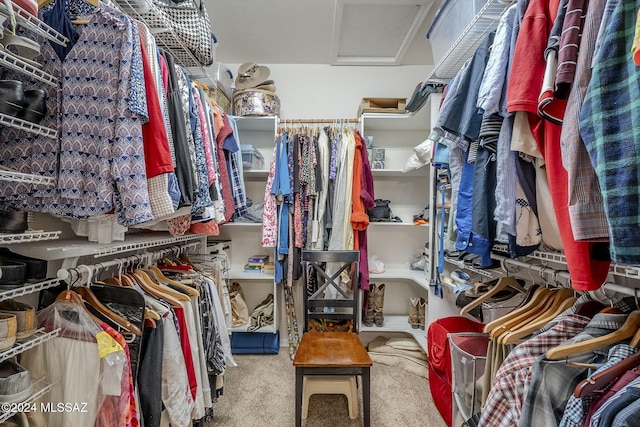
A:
[331,0,433,65]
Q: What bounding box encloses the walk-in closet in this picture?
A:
[0,0,639,426]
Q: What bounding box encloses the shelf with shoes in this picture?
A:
[0,328,60,364]
[0,50,58,88]
[370,267,430,291]
[0,376,53,423]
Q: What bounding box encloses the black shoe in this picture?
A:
[0,211,27,234]
[0,80,25,118]
[0,258,26,288]
[18,89,46,124]
[0,249,47,281]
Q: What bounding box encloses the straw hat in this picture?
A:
[235,62,271,90]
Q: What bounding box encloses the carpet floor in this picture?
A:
[208,350,446,427]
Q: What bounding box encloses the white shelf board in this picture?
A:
[0,328,60,364]
[229,323,277,333]
[243,169,269,180]
[8,233,203,260]
[228,268,275,280]
[222,222,263,228]
[369,267,429,291]
[368,222,427,227]
[0,167,56,186]
[360,110,430,132]
[361,314,427,352]
[233,115,278,132]
[371,168,428,178]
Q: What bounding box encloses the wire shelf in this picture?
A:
[0,278,60,303]
[0,3,68,46]
[0,377,53,423]
[0,328,60,364]
[0,230,61,244]
[92,233,204,257]
[0,50,58,87]
[445,256,506,280]
[426,0,513,83]
[0,112,57,139]
[0,166,56,186]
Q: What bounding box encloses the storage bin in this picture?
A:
[212,61,234,100]
[449,333,489,425]
[233,89,281,117]
[241,145,265,170]
[426,0,488,65]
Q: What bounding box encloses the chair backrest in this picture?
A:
[301,250,360,333]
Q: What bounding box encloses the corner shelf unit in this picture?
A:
[361,316,427,352]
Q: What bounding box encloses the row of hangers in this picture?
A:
[56,246,202,337]
[277,118,359,136]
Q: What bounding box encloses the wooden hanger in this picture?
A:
[501,290,577,345]
[546,311,640,360]
[489,288,555,339]
[134,270,189,304]
[55,289,104,325]
[484,286,550,333]
[146,266,199,297]
[573,350,640,398]
[75,287,142,336]
[460,276,525,316]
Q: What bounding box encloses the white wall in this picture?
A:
[224,63,432,119]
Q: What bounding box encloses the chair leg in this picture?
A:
[296,368,303,427]
[363,368,371,427]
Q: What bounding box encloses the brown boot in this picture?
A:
[373,283,385,327]
[362,287,375,327]
[408,297,420,329]
[418,297,426,330]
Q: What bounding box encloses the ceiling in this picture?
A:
[207,0,444,67]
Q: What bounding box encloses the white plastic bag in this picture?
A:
[369,255,385,274]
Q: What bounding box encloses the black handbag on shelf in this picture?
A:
[367,199,402,222]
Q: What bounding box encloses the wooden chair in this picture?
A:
[292,250,372,427]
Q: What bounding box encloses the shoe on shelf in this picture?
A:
[0,248,47,282]
[450,270,471,285]
[0,80,25,118]
[0,258,26,289]
[408,297,420,329]
[0,359,33,404]
[0,210,28,234]
[418,298,426,331]
[0,300,35,341]
[362,288,375,327]
[0,313,17,351]
[373,283,385,327]
[17,89,46,124]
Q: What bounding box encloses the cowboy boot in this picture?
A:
[418,297,426,330]
[408,297,420,329]
[373,283,385,327]
[362,287,375,327]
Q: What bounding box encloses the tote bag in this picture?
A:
[154,0,215,66]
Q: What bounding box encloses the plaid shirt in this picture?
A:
[478,313,590,427]
[579,0,640,263]
[559,344,638,427]
[590,375,640,427]
[559,0,608,241]
[518,313,630,427]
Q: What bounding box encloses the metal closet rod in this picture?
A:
[56,242,201,283]
[492,253,640,297]
[278,118,360,124]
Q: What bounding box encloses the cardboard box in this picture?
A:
[358,98,407,116]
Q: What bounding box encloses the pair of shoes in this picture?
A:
[408,297,426,330]
[365,283,385,327]
[0,300,35,341]
[0,80,46,124]
[0,249,47,282]
[0,210,27,234]
[0,359,33,404]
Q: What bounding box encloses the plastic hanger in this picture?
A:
[460,276,526,316]
[546,310,640,360]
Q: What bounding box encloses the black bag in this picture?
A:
[367,199,391,220]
